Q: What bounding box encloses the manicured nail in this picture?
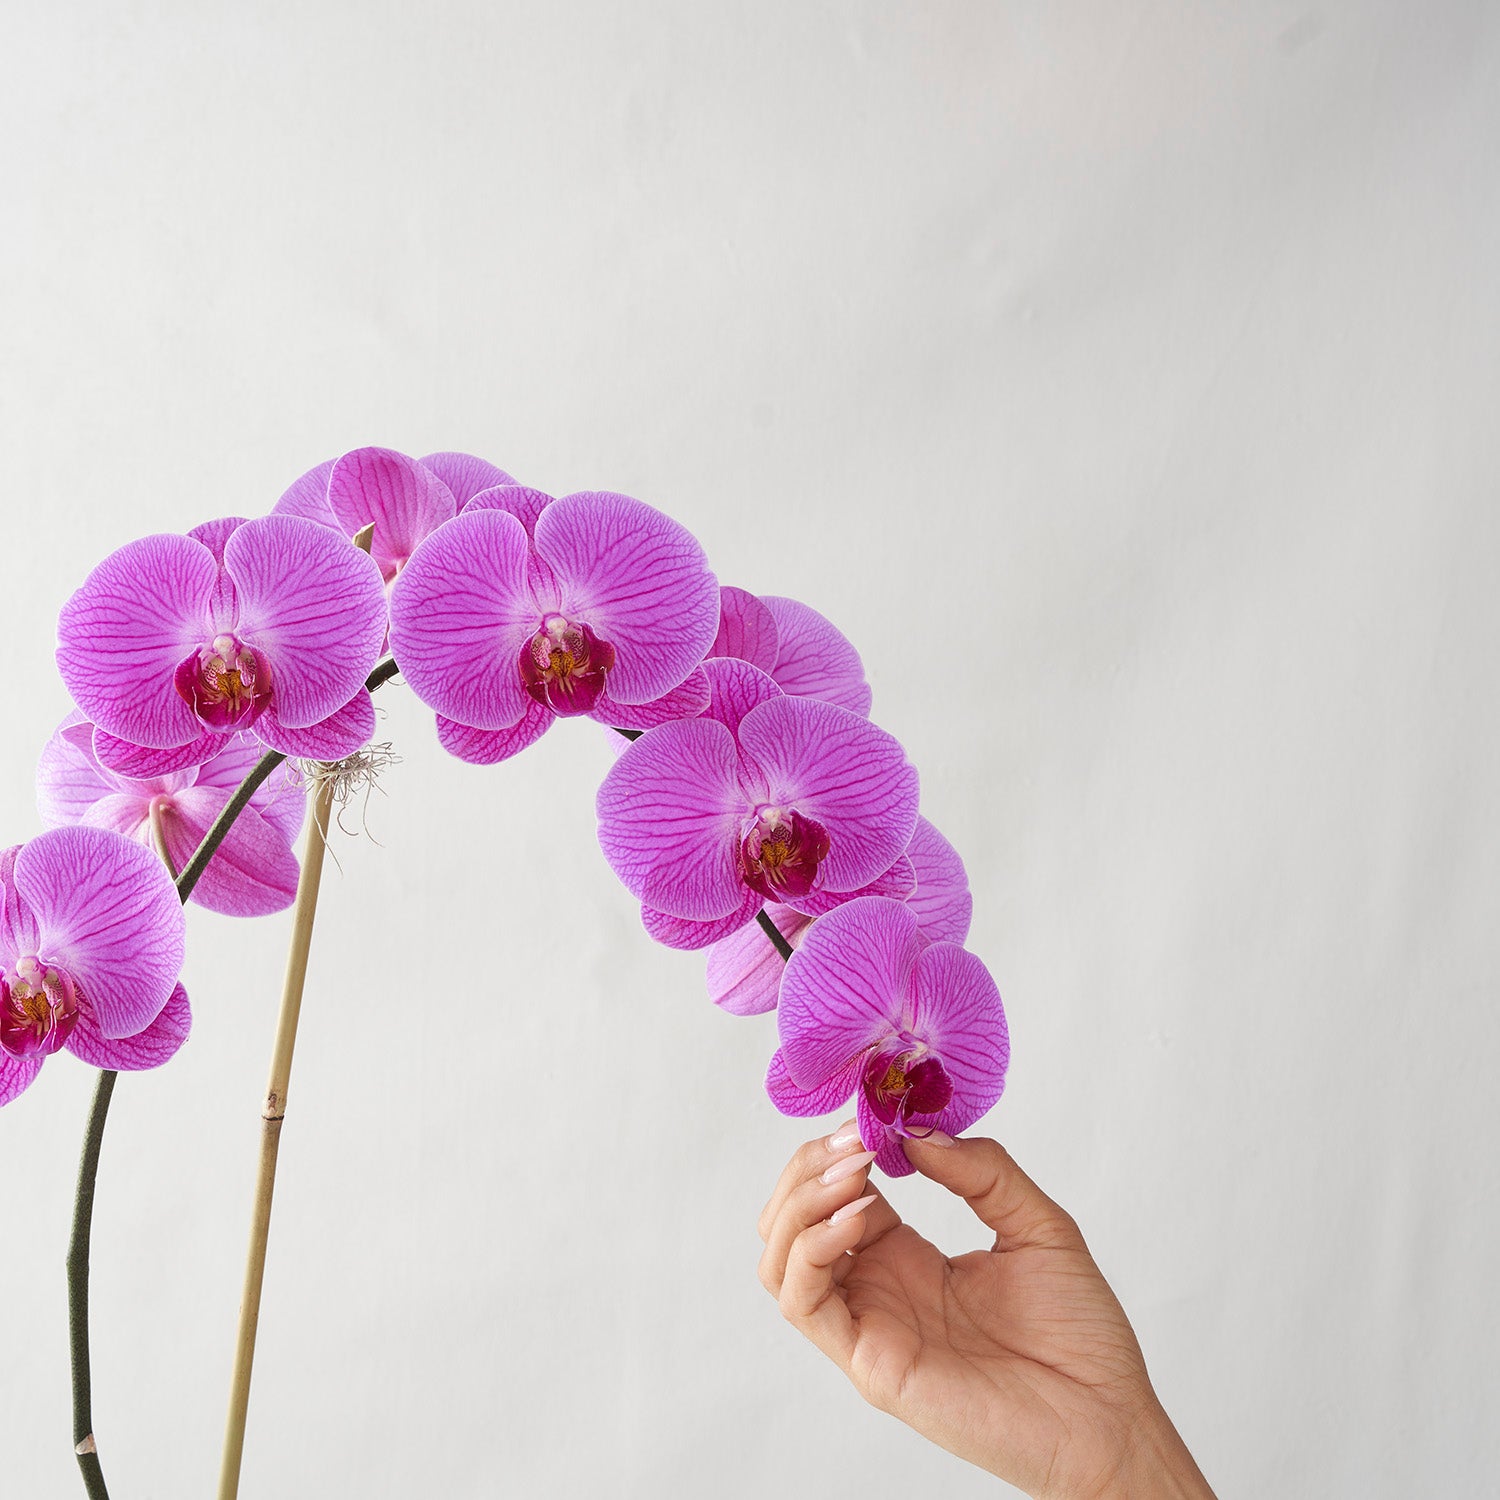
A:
[826,1120,862,1152]
[829,1193,877,1226]
[913,1129,956,1148]
[820,1149,877,1185]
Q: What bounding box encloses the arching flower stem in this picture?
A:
[65,650,399,1500]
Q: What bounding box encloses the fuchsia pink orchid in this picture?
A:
[0,826,190,1106]
[387,485,719,764]
[37,713,303,918]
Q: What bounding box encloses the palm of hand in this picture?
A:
[838,1219,1150,1496]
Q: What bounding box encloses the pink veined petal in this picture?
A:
[326,448,457,578]
[92,727,225,780]
[37,716,119,827]
[710,586,780,674]
[763,595,872,716]
[66,983,191,1071]
[13,826,185,1040]
[783,850,917,919]
[535,492,720,705]
[420,452,518,509]
[595,717,748,921]
[460,483,554,538]
[737,696,919,893]
[907,941,1009,1129]
[227,516,389,728]
[435,700,553,765]
[160,793,299,917]
[858,1092,917,1178]
[0,1049,43,1107]
[273,459,339,530]
[80,793,151,840]
[255,688,375,760]
[707,906,809,1016]
[0,846,39,958]
[187,516,251,564]
[57,533,221,749]
[593,670,711,732]
[699,657,781,736]
[639,887,762,951]
[776,897,921,1091]
[905,817,973,944]
[766,1048,863,1118]
[387,509,538,731]
[189,736,305,846]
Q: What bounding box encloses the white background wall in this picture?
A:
[3,3,1496,1496]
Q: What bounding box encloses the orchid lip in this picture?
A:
[739,806,830,903]
[860,1047,954,1128]
[518,614,616,717]
[174,632,272,731]
[0,956,81,1059]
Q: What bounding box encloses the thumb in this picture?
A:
[903,1134,1085,1253]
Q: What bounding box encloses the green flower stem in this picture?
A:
[65,652,400,1499]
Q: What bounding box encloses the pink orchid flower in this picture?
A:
[706,814,974,1016]
[387,486,719,765]
[273,447,516,584]
[709,585,872,716]
[766,895,1009,1177]
[37,713,303,918]
[597,658,919,949]
[57,514,389,778]
[0,827,190,1108]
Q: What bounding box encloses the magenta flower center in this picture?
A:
[174,633,272,730]
[0,955,81,1059]
[861,1047,954,1127]
[519,614,617,716]
[740,805,830,902]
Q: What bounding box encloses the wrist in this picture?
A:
[1088,1397,1215,1500]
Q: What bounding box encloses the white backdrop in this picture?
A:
[3,3,1497,1496]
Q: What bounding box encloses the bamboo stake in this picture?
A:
[216,777,335,1500]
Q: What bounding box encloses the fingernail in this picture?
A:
[820,1149,877,1185]
[829,1193,877,1226]
[826,1120,862,1152]
[914,1129,957,1148]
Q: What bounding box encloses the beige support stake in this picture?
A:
[216,776,335,1500]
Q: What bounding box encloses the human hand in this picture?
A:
[758,1127,1215,1500]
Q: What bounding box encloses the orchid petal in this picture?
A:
[596,717,747,920]
[700,657,781,736]
[66,983,191,1071]
[460,483,554,539]
[0,846,38,958]
[906,818,973,944]
[640,887,762,951]
[227,516,388,728]
[92,727,225,779]
[766,1049,862,1117]
[777,897,921,1090]
[535,492,719,705]
[190,737,305,846]
[255,688,375,760]
[737,697,919,893]
[37,717,118,827]
[387,509,537,730]
[764,595,872,716]
[595,670,711,732]
[711,586,780,674]
[0,1051,43,1106]
[327,448,457,576]
[13,826,184,1039]
[79,793,150,839]
[187,516,251,565]
[160,793,299,916]
[420,452,518,510]
[273,459,338,529]
[57,533,221,748]
[435,700,553,765]
[908,941,1009,1128]
[707,907,808,1016]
